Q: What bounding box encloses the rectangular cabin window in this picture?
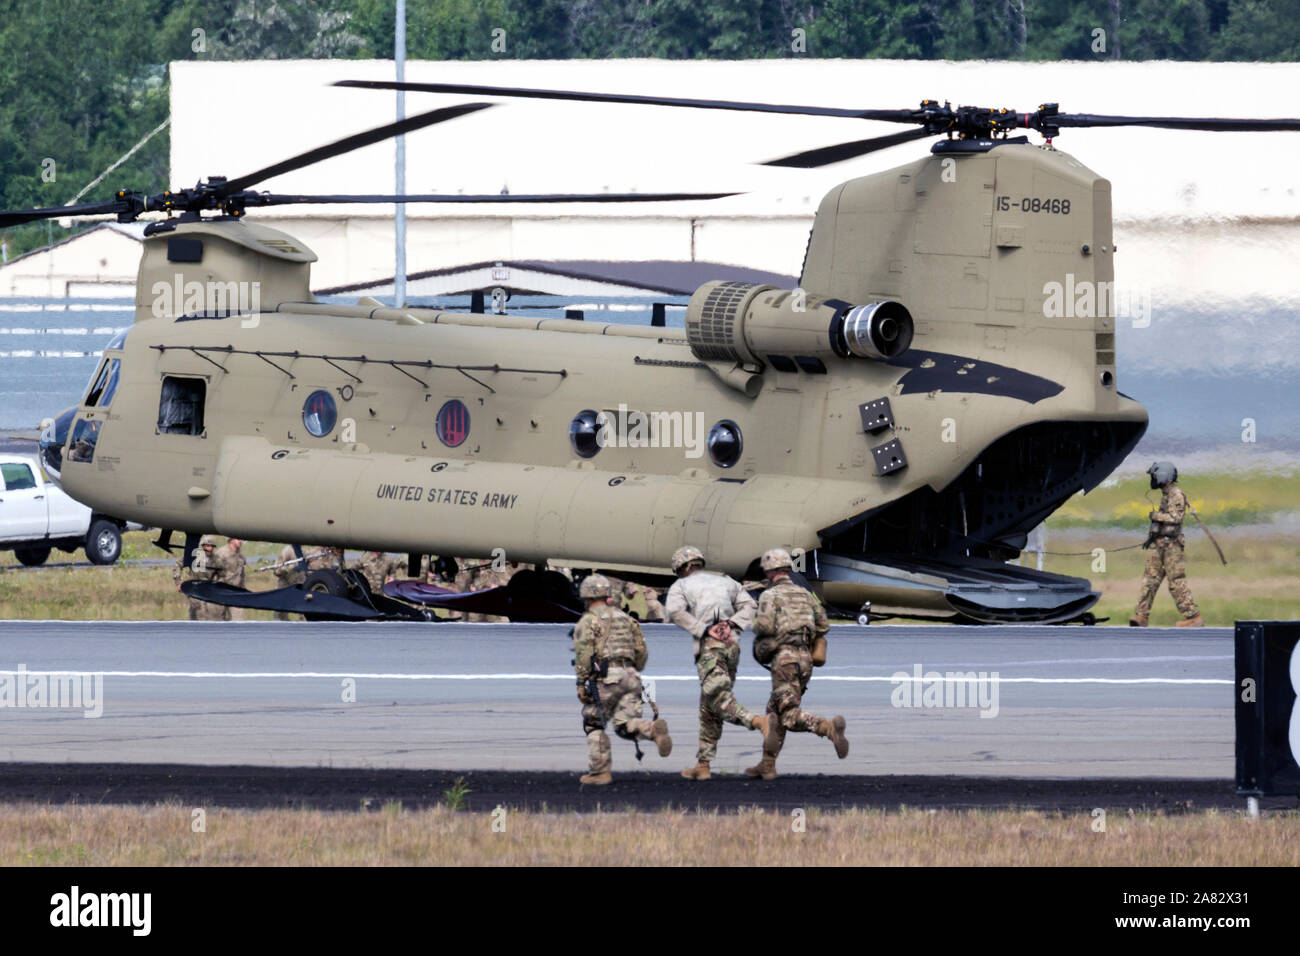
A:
[157,376,206,436]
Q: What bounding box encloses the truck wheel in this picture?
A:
[85,520,121,565]
[14,546,51,567]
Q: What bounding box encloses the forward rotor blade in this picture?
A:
[335,79,921,122]
[247,192,739,206]
[220,102,494,194]
[1053,113,1300,132]
[0,198,132,229]
[763,126,937,168]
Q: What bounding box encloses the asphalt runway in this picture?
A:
[0,621,1235,785]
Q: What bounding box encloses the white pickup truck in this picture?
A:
[0,453,127,566]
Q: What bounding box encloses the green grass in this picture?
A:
[1048,470,1300,529]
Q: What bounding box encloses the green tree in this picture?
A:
[1212,0,1300,58]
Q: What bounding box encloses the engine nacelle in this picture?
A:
[685,280,913,370]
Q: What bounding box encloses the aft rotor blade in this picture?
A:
[335,79,921,122]
[763,126,937,168]
[247,192,740,206]
[0,198,133,228]
[1053,113,1300,132]
[220,102,494,194]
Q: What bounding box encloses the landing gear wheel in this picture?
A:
[304,568,350,597]
[14,545,51,567]
[85,519,121,565]
[856,603,872,626]
[1080,612,1097,626]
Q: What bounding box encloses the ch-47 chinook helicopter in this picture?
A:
[7,84,1298,624]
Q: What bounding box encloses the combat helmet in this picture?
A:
[199,534,218,547]
[670,545,705,574]
[579,573,612,599]
[1147,461,1178,489]
[760,548,794,572]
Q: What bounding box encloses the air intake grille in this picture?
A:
[687,281,752,362]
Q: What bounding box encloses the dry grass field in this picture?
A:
[0,803,1294,866]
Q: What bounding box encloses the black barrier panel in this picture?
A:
[1235,620,1300,796]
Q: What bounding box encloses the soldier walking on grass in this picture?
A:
[1131,461,1203,628]
[664,545,771,781]
[572,574,672,785]
[747,548,848,780]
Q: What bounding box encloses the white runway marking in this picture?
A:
[0,670,1231,685]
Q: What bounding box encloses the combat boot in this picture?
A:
[751,713,782,754]
[1129,615,1148,627]
[1175,614,1204,628]
[652,718,673,757]
[681,762,711,780]
[579,771,612,785]
[745,753,778,781]
[818,715,850,759]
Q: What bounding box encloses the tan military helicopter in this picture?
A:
[9,86,1297,623]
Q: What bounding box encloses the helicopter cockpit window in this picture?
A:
[84,358,121,407]
[104,329,128,351]
[67,418,101,463]
[302,390,338,437]
[157,376,206,436]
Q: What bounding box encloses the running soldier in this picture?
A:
[664,545,770,781]
[1131,461,1203,627]
[572,574,672,785]
[747,549,848,780]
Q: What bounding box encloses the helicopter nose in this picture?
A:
[38,406,76,484]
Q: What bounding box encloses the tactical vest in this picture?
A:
[768,581,819,648]
[595,607,639,665]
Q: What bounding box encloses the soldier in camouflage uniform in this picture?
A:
[456,556,512,622]
[271,544,310,621]
[747,549,848,780]
[173,534,228,621]
[572,574,672,785]
[214,538,246,620]
[1131,461,1203,627]
[357,550,405,594]
[664,545,770,781]
[307,546,344,573]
